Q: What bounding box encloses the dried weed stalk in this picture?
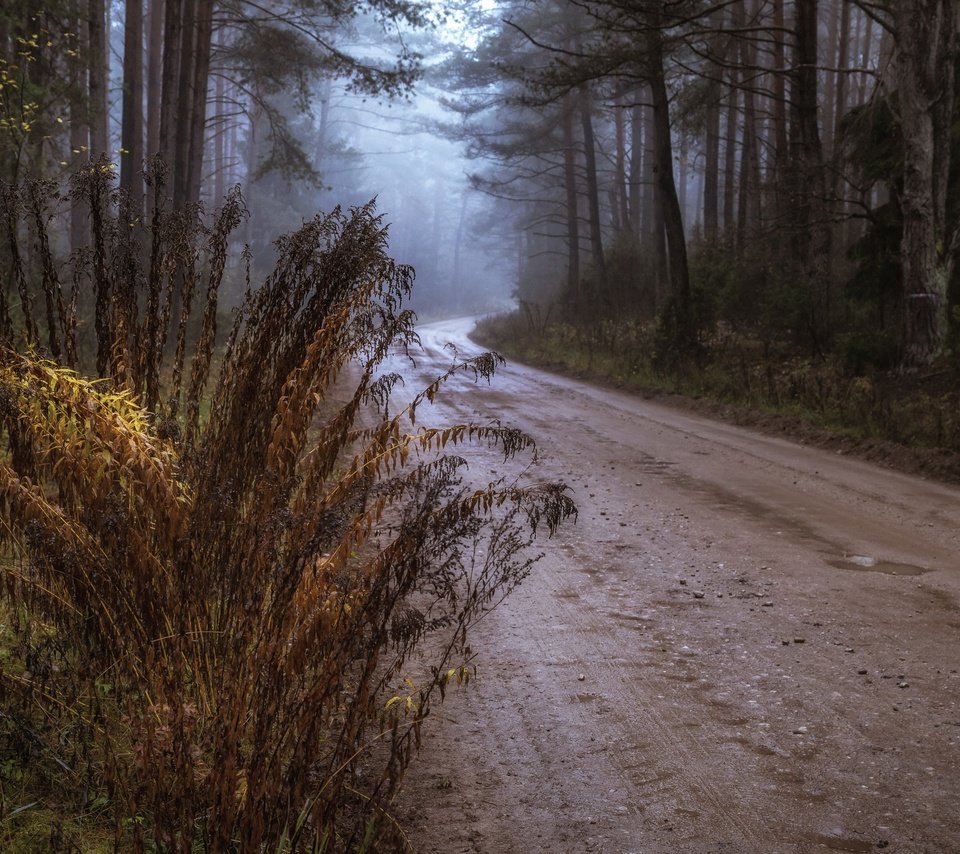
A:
[0,163,575,850]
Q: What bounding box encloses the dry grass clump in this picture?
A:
[0,163,574,850]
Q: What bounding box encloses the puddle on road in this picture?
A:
[806,833,875,853]
[827,554,928,576]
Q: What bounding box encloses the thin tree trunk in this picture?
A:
[145,0,164,216]
[146,0,163,158]
[578,82,605,275]
[648,33,691,342]
[615,100,630,232]
[173,0,197,206]
[159,0,183,173]
[722,5,739,235]
[822,0,840,158]
[789,0,833,350]
[185,0,214,205]
[736,0,760,245]
[120,0,145,215]
[703,23,722,241]
[70,6,89,251]
[641,90,666,298]
[87,0,109,155]
[894,0,957,365]
[452,192,468,311]
[629,102,643,239]
[833,1,851,145]
[562,92,581,297]
[858,11,875,104]
[830,0,852,243]
[214,65,226,204]
[771,0,790,216]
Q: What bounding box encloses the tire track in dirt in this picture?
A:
[393,318,960,853]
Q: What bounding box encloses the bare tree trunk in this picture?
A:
[830,0,852,244]
[578,82,605,275]
[629,101,644,240]
[562,92,581,297]
[642,91,667,299]
[736,0,760,246]
[893,0,958,365]
[678,134,689,228]
[452,191,469,311]
[722,15,739,235]
[173,0,197,207]
[145,0,164,216]
[87,0,109,155]
[159,0,183,173]
[703,20,722,241]
[185,0,214,205]
[70,5,89,251]
[315,76,333,169]
[120,0,145,215]
[822,0,840,158]
[789,0,833,350]
[614,101,630,232]
[771,0,790,216]
[832,2,852,152]
[857,10,875,104]
[213,62,226,205]
[648,32,692,343]
[146,0,163,157]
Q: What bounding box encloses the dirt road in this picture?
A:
[392,317,960,854]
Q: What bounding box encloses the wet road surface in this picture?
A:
[393,317,960,854]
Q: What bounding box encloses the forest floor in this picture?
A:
[391,317,960,854]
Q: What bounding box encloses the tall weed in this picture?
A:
[0,162,575,850]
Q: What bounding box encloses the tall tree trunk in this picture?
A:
[771,0,790,216]
[146,0,164,158]
[822,0,840,158]
[562,92,581,297]
[185,0,214,205]
[452,192,469,311]
[629,102,644,241]
[315,76,333,169]
[173,0,197,207]
[642,91,666,299]
[736,0,760,246]
[834,1,851,145]
[722,19,739,235]
[678,134,689,227]
[789,0,833,350]
[145,0,164,215]
[703,21,722,241]
[213,61,226,204]
[120,0,145,215]
[87,0,109,155]
[893,0,958,365]
[614,100,630,232]
[857,11,875,104]
[70,6,89,251]
[578,82,605,275]
[830,0,852,243]
[159,0,183,174]
[648,33,692,343]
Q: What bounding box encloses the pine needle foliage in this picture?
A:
[0,162,575,850]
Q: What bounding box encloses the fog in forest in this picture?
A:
[3,0,958,370]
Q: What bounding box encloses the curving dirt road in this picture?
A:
[392,317,960,854]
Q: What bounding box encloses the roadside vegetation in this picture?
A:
[458,2,960,475]
[0,165,574,851]
[474,296,960,462]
